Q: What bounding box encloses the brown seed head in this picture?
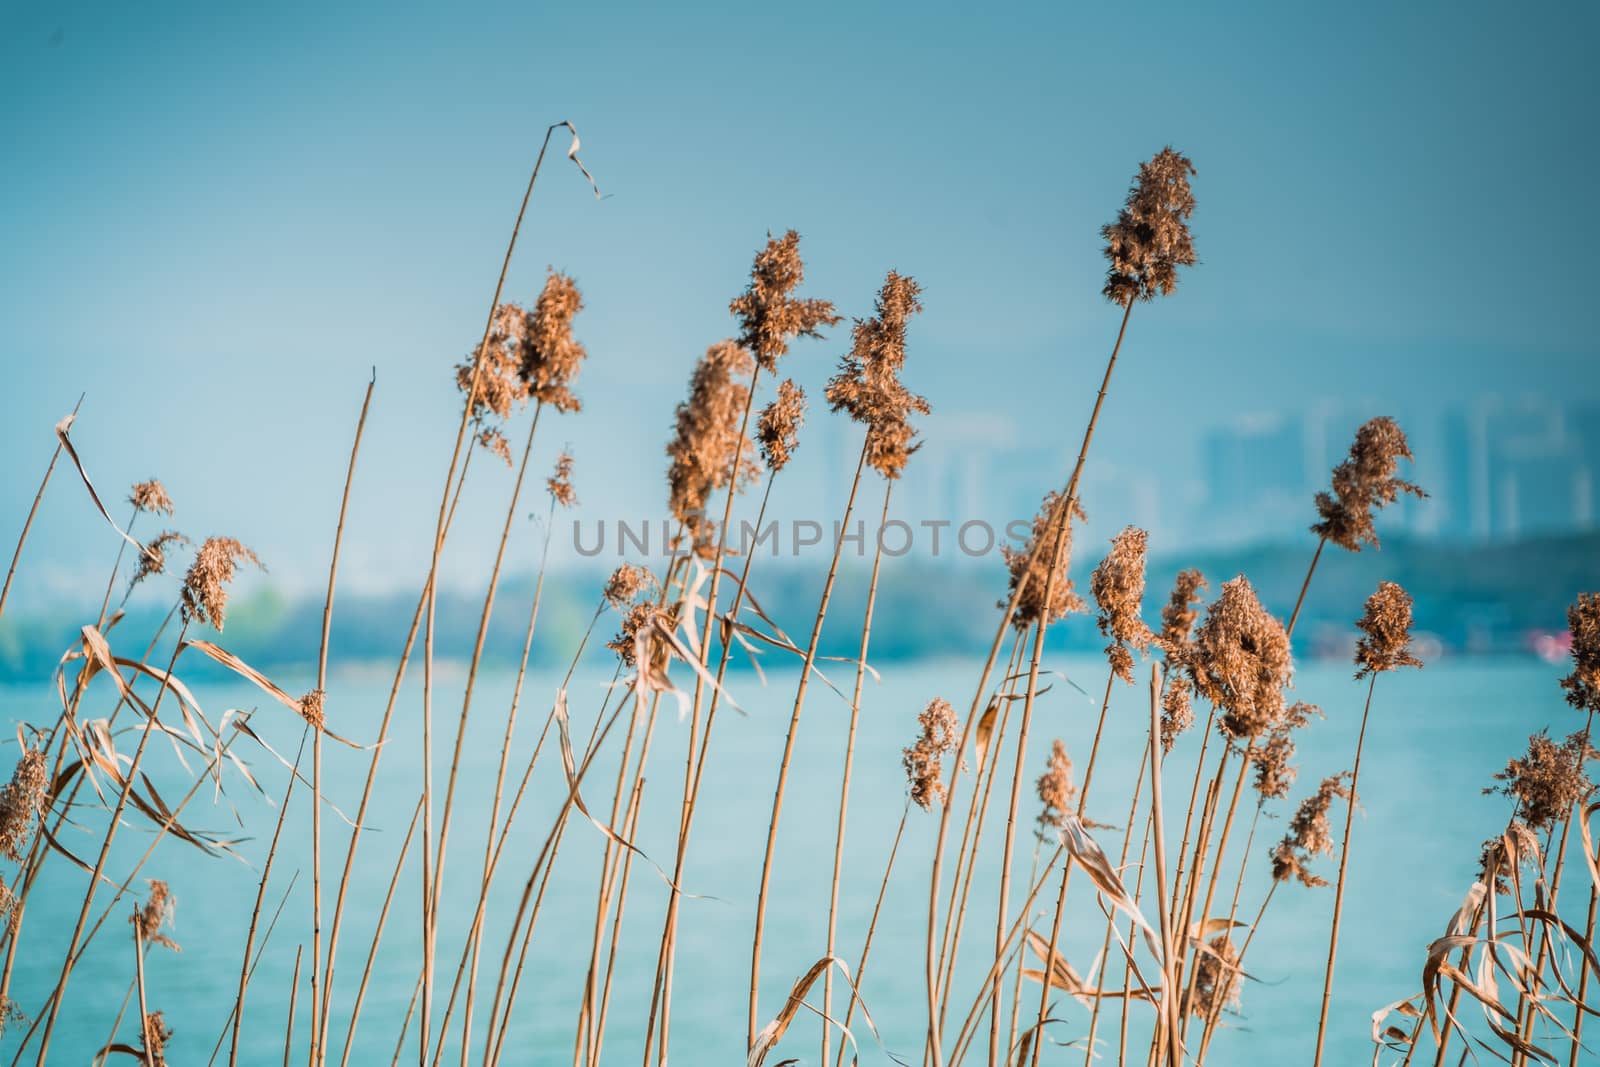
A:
[1478,822,1541,896]
[903,698,960,811]
[0,748,48,863]
[180,537,261,631]
[519,270,587,413]
[608,603,656,668]
[130,531,190,592]
[129,879,180,952]
[1252,702,1318,802]
[298,689,326,731]
[1189,576,1293,742]
[603,564,653,610]
[1270,771,1352,887]
[141,1011,172,1065]
[1191,934,1242,1019]
[456,302,528,423]
[1101,147,1198,305]
[1354,581,1423,678]
[665,341,760,558]
[825,272,930,480]
[478,428,513,467]
[756,379,807,473]
[729,230,840,372]
[1001,492,1087,631]
[1159,569,1208,653]
[129,480,175,517]
[1035,739,1076,831]
[1487,729,1596,830]
[547,451,578,508]
[1159,679,1194,755]
[1561,593,1600,714]
[1311,417,1426,552]
[1091,527,1155,683]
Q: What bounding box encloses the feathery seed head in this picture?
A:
[1035,739,1076,831]
[298,689,326,731]
[608,603,656,668]
[0,748,47,863]
[1160,569,1208,653]
[129,879,179,951]
[824,272,930,480]
[1478,822,1541,896]
[456,302,528,424]
[1002,492,1087,631]
[903,698,960,811]
[1561,593,1600,714]
[665,341,759,558]
[130,531,190,592]
[1311,417,1425,552]
[1189,576,1293,742]
[603,563,653,610]
[1355,581,1423,678]
[1270,771,1352,887]
[1101,147,1198,305]
[141,1011,172,1065]
[547,451,578,508]
[1191,934,1242,1019]
[730,231,840,372]
[180,537,261,631]
[1252,702,1318,802]
[756,379,806,473]
[129,480,174,517]
[519,270,587,413]
[1091,527,1154,683]
[1487,730,1596,830]
[479,428,513,467]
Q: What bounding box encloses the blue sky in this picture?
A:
[2,1,1596,599]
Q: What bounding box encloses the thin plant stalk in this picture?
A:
[929,299,1132,1067]
[1311,674,1378,1067]
[835,800,911,1067]
[935,637,1026,1024]
[232,731,311,1066]
[747,442,870,1046]
[0,394,82,624]
[310,373,374,1067]
[418,124,570,1062]
[1084,741,1151,1066]
[1147,666,1182,1067]
[339,798,424,1067]
[822,480,893,1063]
[34,618,191,1062]
[285,947,303,1067]
[649,367,767,1063]
[132,906,153,1067]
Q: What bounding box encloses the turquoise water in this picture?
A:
[0,653,1576,1064]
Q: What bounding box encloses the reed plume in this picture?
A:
[128,480,174,517]
[518,270,587,412]
[755,379,806,473]
[1270,772,1351,888]
[904,699,960,811]
[665,341,759,557]
[1311,417,1425,552]
[1478,823,1541,896]
[1561,593,1600,714]
[179,537,261,631]
[1091,526,1154,684]
[1101,147,1198,305]
[1158,569,1207,751]
[1487,730,1597,831]
[129,880,179,953]
[130,532,189,591]
[1034,740,1076,831]
[825,271,929,479]
[454,303,528,425]
[1188,576,1293,742]
[730,229,840,372]
[0,748,46,863]
[1252,702,1317,802]
[1190,934,1241,1020]
[1001,492,1087,630]
[548,450,578,508]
